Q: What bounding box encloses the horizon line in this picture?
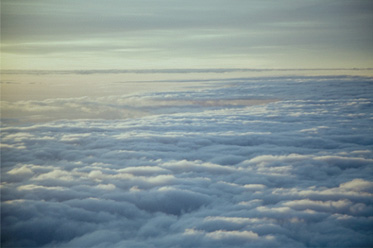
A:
[1,68,373,75]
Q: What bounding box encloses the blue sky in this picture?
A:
[1,0,373,70]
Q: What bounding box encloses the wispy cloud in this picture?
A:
[1,0,372,69]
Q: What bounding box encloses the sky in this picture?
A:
[1,0,373,70]
[1,1,373,247]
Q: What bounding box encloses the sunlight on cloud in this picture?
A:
[1,75,373,247]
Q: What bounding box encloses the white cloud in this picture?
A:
[340,179,373,193]
[7,165,34,176]
[205,230,259,240]
[1,75,373,247]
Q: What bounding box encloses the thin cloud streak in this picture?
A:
[1,0,372,69]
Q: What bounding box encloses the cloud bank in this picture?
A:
[1,75,373,247]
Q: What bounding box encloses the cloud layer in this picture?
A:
[1,75,373,247]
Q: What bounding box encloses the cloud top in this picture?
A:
[1,75,373,247]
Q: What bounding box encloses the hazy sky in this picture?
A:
[1,0,373,70]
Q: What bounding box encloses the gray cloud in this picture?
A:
[2,74,372,124]
[1,75,373,247]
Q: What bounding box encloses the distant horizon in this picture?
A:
[2,67,373,74]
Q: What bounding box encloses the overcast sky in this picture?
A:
[1,0,373,70]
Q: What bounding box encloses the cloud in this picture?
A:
[1,75,373,247]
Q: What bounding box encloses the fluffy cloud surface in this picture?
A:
[1,75,373,247]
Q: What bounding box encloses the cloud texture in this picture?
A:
[1,75,373,247]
